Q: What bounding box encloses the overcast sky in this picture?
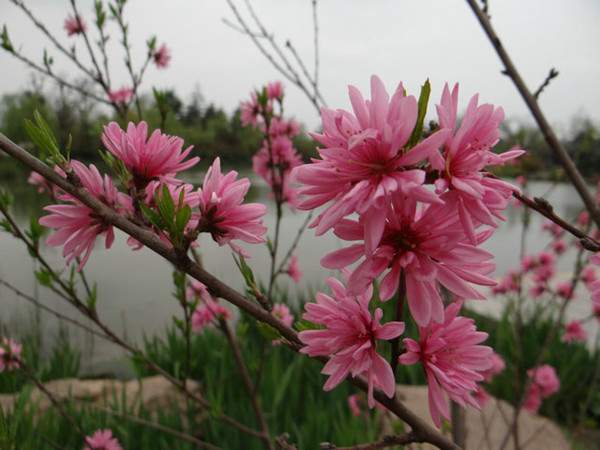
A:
[1,0,599,132]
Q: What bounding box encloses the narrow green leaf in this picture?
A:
[407,79,431,148]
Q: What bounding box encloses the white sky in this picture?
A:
[1,0,599,132]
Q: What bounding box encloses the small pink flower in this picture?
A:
[528,364,560,397]
[538,251,556,266]
[192,298,231,332]
[515,175,527,187]
[196,158,267,255]
[286,255,302,283]
[39,161,133,269]
[153,43,171,68]
[28,171,53,195]
[0,338,22,372]
[64,14,86,36]
[481,352,505,382]
[399,302,493,427]
[347,394,362,417]
[577,211,590,227]
[556,281,574,300]
[186,280,211,303]
[581,265,597,288]
[102,121,199,186]
[520,255,537,273]
[269,117,301,138]
[240,92,261,127]
[84,429,122,450]
[532,265,555,284]
[294,75,450,246]
[552,239,567,255]
[272,303,294,328]
[299,277,404,407]
[491,270,519,296]
[529,283,546,298]
[107,87,133,105]
[542,221,564,238]
[266,81,284,100]
[523,384,542,413]
[562,320,587,343]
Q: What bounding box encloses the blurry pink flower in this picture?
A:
[481,352,505,382]
[272,303,294,328]
[581,265,597,288]
[191,299,231,332]
[240,92,261,127]
[532,265,555,284]
[107,87,133,105]
[432,83,524,237]
[523,384,542,413]
[299,277,404,407]
[399,302,493,427]
[528,364,560,397]
[266,81,284,100]
[186,280,211,303]
[84,429,122,450]
[542,221,564,238]
[0,338,22,372]
[577,211,590,227]
[562,320,587,343]
[269,117,301,138]
[322,197,496,325]
[39,161,133,268]
[153,43,171,68]
[529,283,546,299]
[515,175,527,187]
[64,14,86,36]
[286,255,302,283]
[294,75,449,247]
[102,121,199,186]
[252,136,302,201]
[556,281,574,301]
[347,394,362,417]
[552,239,567,255]
[196,158,267,255]
[520,255,537,273]
[538,251,556,266]
[28,171,53,194]
[491,270,519,296]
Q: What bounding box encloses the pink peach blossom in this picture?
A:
[399,302,493,427]
[556,281,574,300]
[528,364,560,397]
[84,429,122,450]
[523,384,543,413]
[266,81,284,100]
[299,277,404,407]
[240,92,261,127]
[562,320,587,343]
[39,161,133,269]
[64,14,86,36]
[481,352,505,382]
[107,87,133,105]
[102,121,199,186]
[196,158,267,255]
[286,255,302,283]
[552,239,567,255]
[272,303,294,328]
[322,197,496,325]
[269,117,301,138]
[0,338,22,372]
[294,75,450,248]
[192,299,231,332]
[581,265,597,288]
[153,43,171,68]
[529,283,546,299]
[542,221,564,238]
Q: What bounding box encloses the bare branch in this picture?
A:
[533,67,559,100]
[465,0,600,229]
[320,432,419,450]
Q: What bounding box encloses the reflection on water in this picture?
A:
[0,172,597,372]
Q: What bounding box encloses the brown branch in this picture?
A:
[68,0,105,86]
[320,432,419,450]
[533,68,559,100]
[465,0,600,230]
[220,320,273,450]
[0,132,461,450]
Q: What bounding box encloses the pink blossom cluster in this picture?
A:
[84,429,122,450]
[64,14,86,36]
[108,87,134,106]
[523,364,560,413]
[240,81,303,208]
[39,122,267,268]
[188,280,231,332]
[0,338,22,372]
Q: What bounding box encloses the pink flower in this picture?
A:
[491,270,519,296]
[431,83,524,237]
[556,281,574,300]
[39,161,133,269]
[107,87,133,105]
[153,43,171,68]
[299,277,405,407]
[515,175,527,187]
[240,92,261,127]
[581,265,597,288]
[0,338,22,372]
[293,75,450,248]
[84,429,122,450]
[196,158,267,255]
[266,81,284,100]
[269,117,301,138]
[520,255,537,273]
[272,303,294,328]
[286,255,302,283]
[542,221,564,238]
[529,283,546,298]
[577,211,589,227]
[552,239,567,255]
[322,197,496,325]
[523,384,542,413]
[28,171,53,195]
[192,299,231,332]
[347,394,362,417]
[399,302,493,427]
[186,280,211,302]
[528,364,560,397]
[102,121,199,186]
[562,320,587,343]
[538,251,556,267]
[481,352,505,382]
[64,14,86,36]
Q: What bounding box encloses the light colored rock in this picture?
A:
[396,385,570,450]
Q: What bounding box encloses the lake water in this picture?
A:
[0,173,597,374]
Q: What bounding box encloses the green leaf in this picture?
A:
[234,254,256,289]
[295,319,322,332]
[1,25,13,52]
[407,79,431,148]
[23,110,65,164]
[35,269,53,287]
[175,205,191,235]
[86,283,98,313]
[140,203,163,229]
[256,322,280,341]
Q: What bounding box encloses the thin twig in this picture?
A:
[320,432,419,450]
[466,0,600,229]
[533,68,559,100]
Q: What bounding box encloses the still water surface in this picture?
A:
[0,174,597,373]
